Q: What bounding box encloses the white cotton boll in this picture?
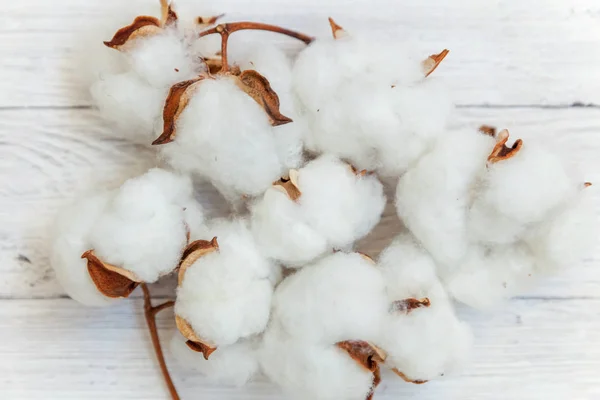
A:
[475,144,578,226]
[272,252,387,344]
[298,156,386,248]
[159,77,285,198]
[446,243,536,309]
[88,169,196,283]
[250,189,328,267]
[50,193,114,306]
[90,71,167,144]
[250,156,385,266]
[396,130,495,267]
[527,187,598,271]
[126,29,204,88]
[176,219,276,346]
[170,332,260,386]
[293,33,449,174]
[376,235,472,380]
[259,327,374,400]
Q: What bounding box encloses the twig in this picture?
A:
[199,22,314,73]
[141,283,180,400]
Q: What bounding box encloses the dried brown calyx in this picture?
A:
[422,49,450,77]
[389,297,431,314]
[81,250,141,298]
[104,0,177,50]
[358,252,376,265]
[392,368,428,385]
[328,17,348,39]
[175,238,219,359]
[336,341,387,400]
[273,169,301,201]
[478,125,497,137]
[584,182,592,188]
[153,76,208,145]
[487,129,523,164]
[348,163,372,177]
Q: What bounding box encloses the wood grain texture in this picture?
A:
[3,298,599,399]
[2,0,600,107]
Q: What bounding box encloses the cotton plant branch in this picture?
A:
[141,283,180,400]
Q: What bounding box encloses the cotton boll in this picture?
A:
[272,252,387,344]
[176,218,277,347]
[259,327,375,400]
[250,188,329,267]
[298,156,386,248]
[170,332,260,386]
[293,33,450,174]
[159,77,286,199]
[50,193,114,306]
[527,187,598,271]
[473,144,579,228]
[126,29,205,88]
[88,169,195,283]
[91,71,167,144]
[376,235,472,381]
[396,129,495,267]
[250,156,385,266]
[445,243,536,309]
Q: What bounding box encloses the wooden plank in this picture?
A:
[2,0,600,107]
[1,107,599,299]
[2,297,599,399]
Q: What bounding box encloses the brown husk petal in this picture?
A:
[81,250,140,298]
[348,164,372,177]
[104,16,163,50]
[198,14,225,26]
[178,237,219,285]
[328,17,347,39]
[204,56,241,75]
[390,297,431,314]
[336,341,386,400]
[233,70,293,126]
[175,315,217,360]
[585,182,592,188]
[160,0,178,27]
[487,129,523,163]
[153,76,207,145]
[392,368,428,385]
[358,252,376,265]
[273,176,302,201]
[423,49,450,77]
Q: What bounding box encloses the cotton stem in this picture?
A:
[141,283,180,400]
[199,22,314,73]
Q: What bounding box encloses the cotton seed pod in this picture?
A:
[377,235,473,381]
[175,218,278,353]
[51,169,203,304]
[251,156,385,267]
[293,18,452,175]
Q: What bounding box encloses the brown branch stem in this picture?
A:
[199,22,314,73]
[141,283,180,400]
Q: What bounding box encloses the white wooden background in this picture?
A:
[2,0,600,399]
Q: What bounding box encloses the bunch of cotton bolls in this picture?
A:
[49,2,597,399]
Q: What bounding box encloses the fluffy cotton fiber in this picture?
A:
[88,168,201,283]
[250,156,386,266]
[293,30,452,175]
[175,218,278,347]
[377,235,472,380]
[259,326,375,400]
[170,332,260,387]
[272,252,387,345]
[50,192,116,307]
